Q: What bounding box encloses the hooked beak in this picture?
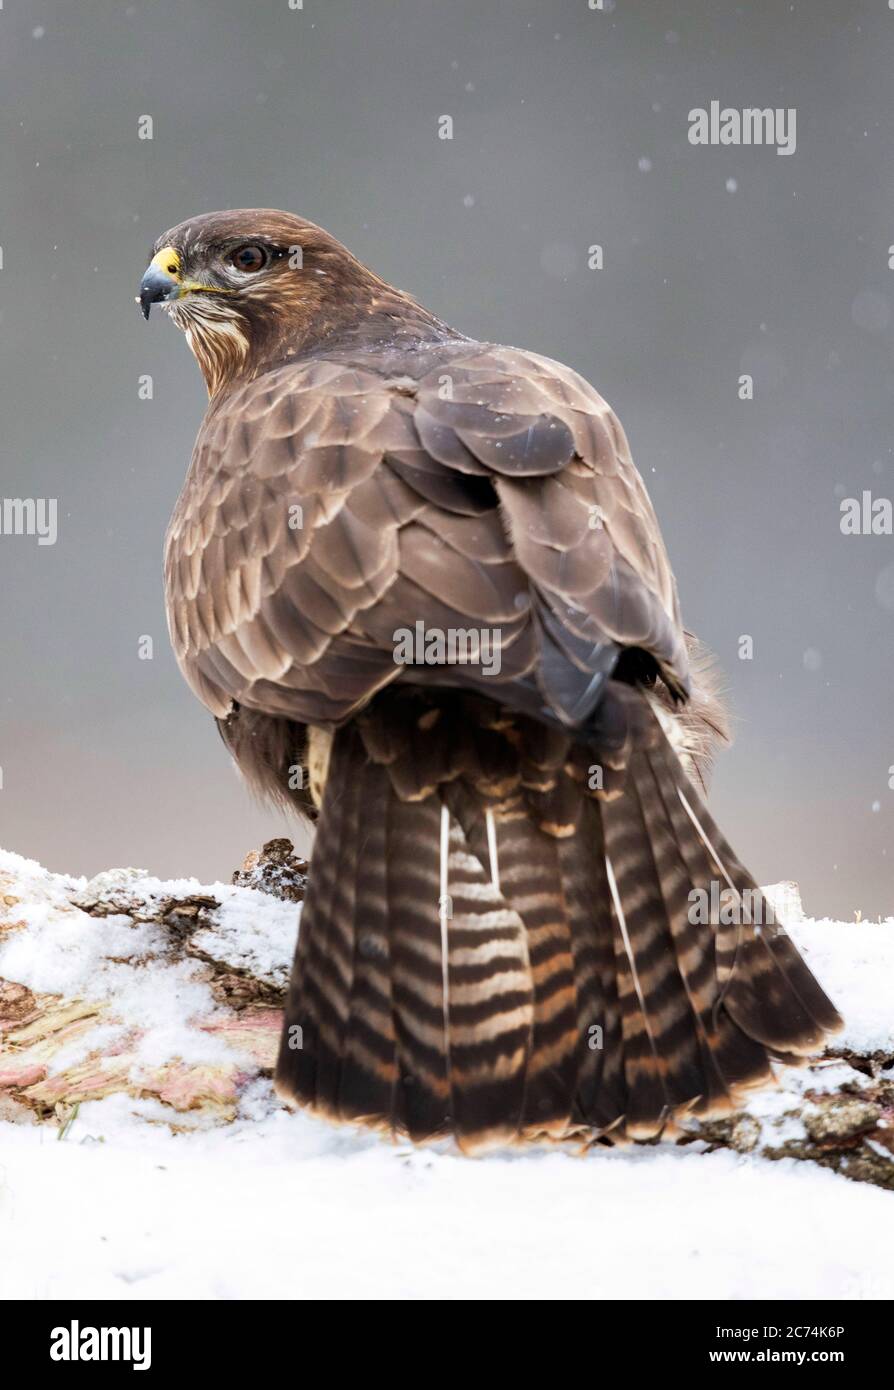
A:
[138,246,183,319]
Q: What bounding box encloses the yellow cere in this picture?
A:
[149,244,236,299]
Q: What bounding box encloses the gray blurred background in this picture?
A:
[1,0,892,918]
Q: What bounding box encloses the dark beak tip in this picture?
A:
[139,265,178,320]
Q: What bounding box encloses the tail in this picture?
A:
[274,689,842,1150]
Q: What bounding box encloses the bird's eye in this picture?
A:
[229,244,268,273]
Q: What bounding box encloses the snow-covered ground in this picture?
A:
[4,1092,893,1300]
[1,849,892,1300]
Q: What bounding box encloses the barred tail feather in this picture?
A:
[274,698,843,1149]
[441,812,533,1148]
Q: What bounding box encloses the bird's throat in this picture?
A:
[172,301,251,398]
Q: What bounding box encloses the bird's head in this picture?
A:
[138,208,419,397]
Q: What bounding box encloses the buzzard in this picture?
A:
[140,209,841,1150]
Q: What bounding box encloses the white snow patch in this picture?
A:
[0,850,296,1075]
[788,917,894,1054]
[0,1091,892,1300]
[192,886,298,989]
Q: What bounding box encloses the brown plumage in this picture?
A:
[142,208,842,1151]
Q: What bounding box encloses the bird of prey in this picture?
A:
[140,209,841,1151]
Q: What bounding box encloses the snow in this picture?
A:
[1,849,892,1300]
[190,888,297,989]
[787,918,894,1054]
[2,1094,893,1300]
[0,848,299,1077]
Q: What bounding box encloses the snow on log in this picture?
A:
[0,844,892,1189]
[0,841,305,1125]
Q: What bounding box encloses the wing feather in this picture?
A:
[165,343,690,728]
